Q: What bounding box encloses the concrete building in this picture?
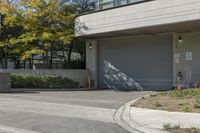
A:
[75,0,200,90]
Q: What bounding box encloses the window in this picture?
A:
[96,0,149,10]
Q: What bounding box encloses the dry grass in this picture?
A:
[163,123,200,133]
[167,128,200,133]
[133,89,200,113]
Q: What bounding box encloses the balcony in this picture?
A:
[75,0,200,37]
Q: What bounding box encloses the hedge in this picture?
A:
[11,74,79,88]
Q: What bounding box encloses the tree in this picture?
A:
[73,0,95,13]
[0,0,76,69]
[61,0,95,69]
[0,0,92,69]
[0,0,24,68]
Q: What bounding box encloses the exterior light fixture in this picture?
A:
[89,43,92,49]
[178,35,183,43]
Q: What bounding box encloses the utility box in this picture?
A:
[0,72,11,92]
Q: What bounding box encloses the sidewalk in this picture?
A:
[114,99,200,133]
[131,107,200,132]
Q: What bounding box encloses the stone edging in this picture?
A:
[114,94,169,133]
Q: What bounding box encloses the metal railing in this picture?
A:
[96,0,152,10]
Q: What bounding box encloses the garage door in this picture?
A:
[98,35,173,90]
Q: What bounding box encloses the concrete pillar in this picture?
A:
[86,40,98,88]
[173,33,184,87]
[172,33,177,87]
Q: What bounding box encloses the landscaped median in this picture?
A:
[114,89,200,133]
[133,89,200,113]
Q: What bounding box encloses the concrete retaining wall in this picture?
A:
[0,69,89,87]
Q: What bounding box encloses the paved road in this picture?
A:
[0,90,151,133]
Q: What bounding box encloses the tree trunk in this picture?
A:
[49,45,53,69]
[62,48,65,68]
[79,52,86,69]
[42,53,45,69]
[24,61,26,69]
[29,58,32,69]
[4,46,8,69]
[32,55,34,69]
[14,57,16,69]
[0,48,4,69]
[67,42,73,68]
[15,56,20,69]
[46,51,48,69]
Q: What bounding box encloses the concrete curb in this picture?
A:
[10,88,109,92]
[114,98,142,133]
[114,96,169,133]
[0,124,42,133]
[11,88,90,92]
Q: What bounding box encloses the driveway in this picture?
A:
[0,90,151,133]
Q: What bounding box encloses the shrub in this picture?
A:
[170,90,200,98]
[159,92,167,96]
[163,123,172,130]
[141,97,145,100]
[172,124,181,129]
[196,96,200,104]
[163,123,180,130]
[178,103,184,106]
[178,103,189,106]
[11,74,79,89]
[150,94,158,97]
[181,105,190,112]
[194,104,200,109]
[154,101,162,108]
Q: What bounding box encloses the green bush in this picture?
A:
[163,123,180,131]
[163,123,172,130]
[194,104,200,109]
[11,74,79,89]
[196,96,200,104]
[153,101,162,108]
[181,105,190,112]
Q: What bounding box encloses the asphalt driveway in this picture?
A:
[0,90,151,133]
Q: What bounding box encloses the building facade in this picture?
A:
[75,0,200,90]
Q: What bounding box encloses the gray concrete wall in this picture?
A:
[0,72,10,92]
[98,34,173,90]
[174,32,200,86]
[0,69,89,87]
[75,0,200,36]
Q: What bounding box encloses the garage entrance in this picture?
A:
[98,35,173,90]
